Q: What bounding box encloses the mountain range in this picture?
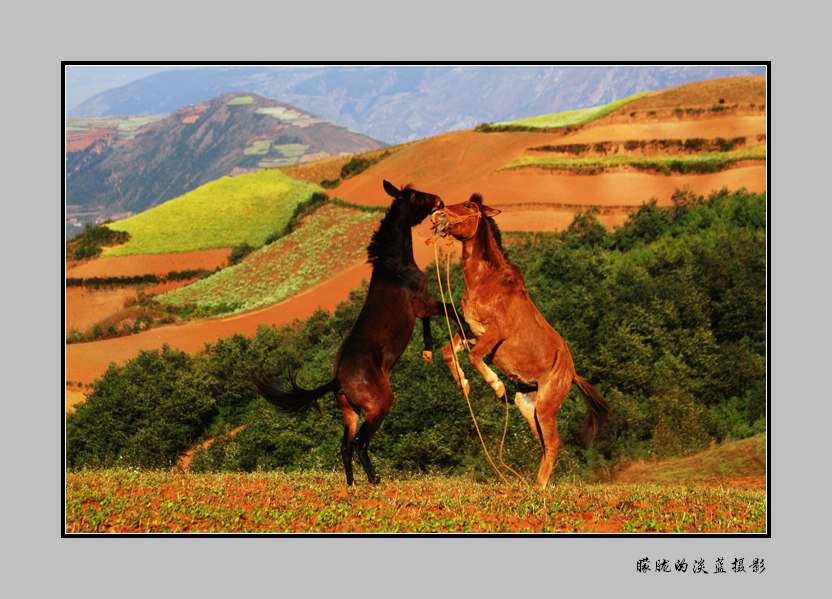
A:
[67,64,767,144]
[66,92,384,226]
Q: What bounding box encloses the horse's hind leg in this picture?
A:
[353,384,393,484]
[514,388,540,444]
[532,376,571,489]
[338,393,360,486]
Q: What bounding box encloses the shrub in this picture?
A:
[228,243,254,266]
[340,157,372,179]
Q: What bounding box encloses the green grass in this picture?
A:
[66,115,163,132]
[244,140,271,155]
[227,96,254,105]
[103,170,323,256]
[155,203,381,313]
[490,92,649,130]
[255,106,320,125]
[274,143,309,157]
[65,469,766,534]
[502,144,767,174]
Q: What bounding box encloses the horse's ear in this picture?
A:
[482,205,501,218]
[383,180,399,197]
[470,193,484,204]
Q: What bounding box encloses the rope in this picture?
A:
[431,237,531,488]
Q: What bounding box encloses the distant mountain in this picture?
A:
[68,64,767,144]
[65,92,384,225]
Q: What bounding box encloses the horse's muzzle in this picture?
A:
[431,210,451,236]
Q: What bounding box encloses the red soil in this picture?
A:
[330,121,766,211]
[67,248,231,279]
[65,127,117,152]
[65,287,138,335]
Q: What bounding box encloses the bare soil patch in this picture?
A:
[563,115,765,145]
[66,287,138,335]
[67,248,231,279]
[624,76,766,113]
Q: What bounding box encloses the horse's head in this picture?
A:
[383,180,444,226]
[431,193,501,241]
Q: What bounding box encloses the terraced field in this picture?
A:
[157,203,382,313]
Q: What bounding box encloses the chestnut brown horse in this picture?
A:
[253,180,466,486]
[432,194,610,488]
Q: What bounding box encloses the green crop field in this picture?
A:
[65,468,766,534]
[502,145,767,174]
[490,92,649,130]
[156,203,381,313]
[103,170,323,256]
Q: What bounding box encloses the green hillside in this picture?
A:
[156,203,382,313]
[104,170,322,256]
[483,92,649,131]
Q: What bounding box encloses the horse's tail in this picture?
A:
[573,374,611,445]
[252,373,339,414]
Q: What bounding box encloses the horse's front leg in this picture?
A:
[413,297,450,362]
[466,327,506,398]
[416,296,475,362]
[420,317,434,362]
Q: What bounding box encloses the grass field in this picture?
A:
[104,170,323,256]
[65,469,766,534]
[490,92,650,130]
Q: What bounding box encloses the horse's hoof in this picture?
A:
[422,350,433,362]
[494,380,506,398]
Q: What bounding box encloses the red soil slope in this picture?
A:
[330,118,765,212]
[66,248,231,279]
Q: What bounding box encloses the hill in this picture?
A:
[65,91,384,235]
[307,76,766,232]
[68,65,767,144]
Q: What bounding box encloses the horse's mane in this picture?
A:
[366,184,420,282]
[469,193,522,281]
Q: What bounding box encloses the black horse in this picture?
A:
[253,180,468,485]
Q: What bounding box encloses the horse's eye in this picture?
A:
[463,202,471,209]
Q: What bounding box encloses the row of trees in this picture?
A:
[66,188,766,482]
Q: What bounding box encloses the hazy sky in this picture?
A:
[64,64,331,111]
[64,65,213,110]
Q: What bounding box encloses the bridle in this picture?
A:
[432,206,483,242]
